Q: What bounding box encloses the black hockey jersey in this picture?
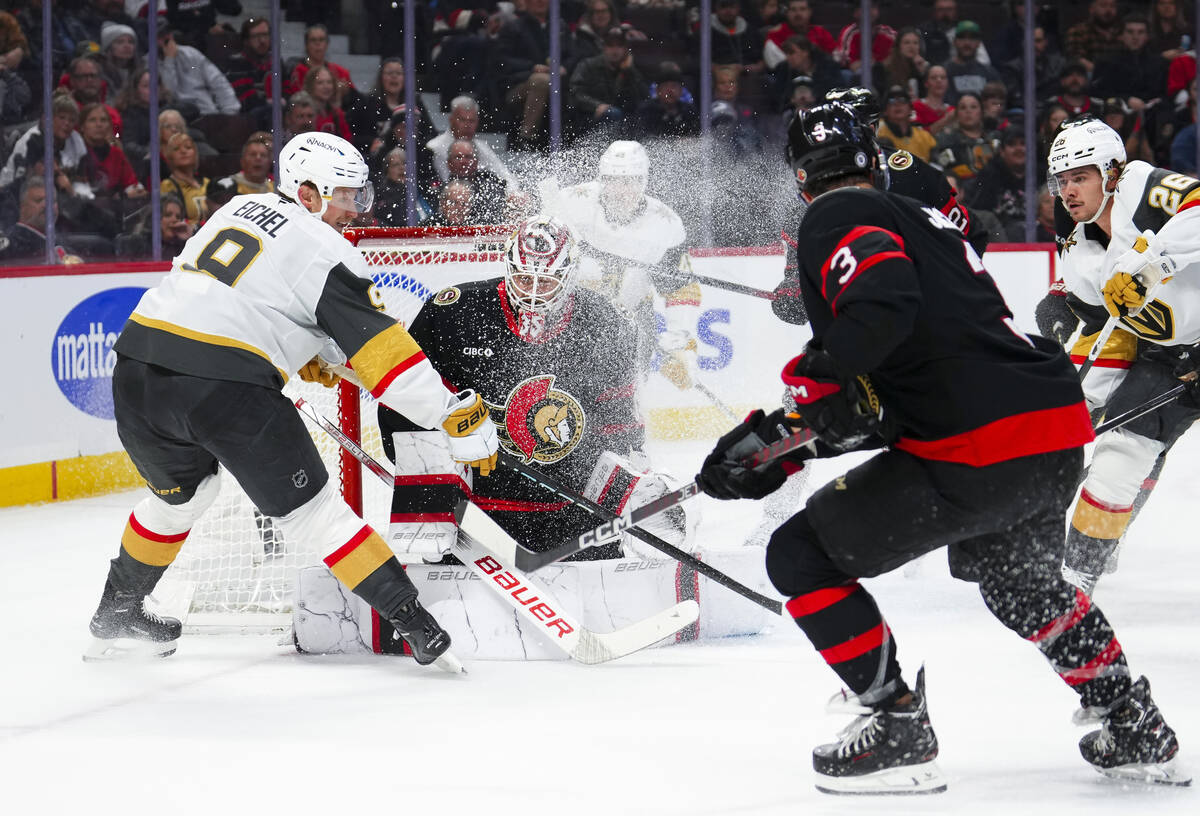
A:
[380,278,643,512]
[794,186,1093,466]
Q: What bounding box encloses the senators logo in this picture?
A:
[887,150,913,171]
[432,286,461,306]
[487,375,586,464]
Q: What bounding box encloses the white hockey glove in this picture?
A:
[440,390,499,476]
[659,330,698,391]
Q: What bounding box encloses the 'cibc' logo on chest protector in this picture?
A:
[487,375,586,464]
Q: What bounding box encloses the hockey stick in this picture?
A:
[692,380,740,423]
[497,450,787,615]
[296,398,701,663]
[538,426,819,566]
[692,272,776,301]
[1094,382,1190,435]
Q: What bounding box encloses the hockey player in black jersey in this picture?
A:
[378,216,694,561]
[698,104,1188,793]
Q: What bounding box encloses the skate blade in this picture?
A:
[1096,756,1192,787]
[815,761,948,795]
[82,637,177,662]
[432,650,465,674]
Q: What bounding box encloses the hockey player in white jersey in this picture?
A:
[1049,118,1200,594]
[540,140,701,397]
[83,132,498,668]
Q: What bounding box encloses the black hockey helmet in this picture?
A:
[823,87,881,126]
[786,102,882,197]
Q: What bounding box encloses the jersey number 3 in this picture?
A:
[194,228,264,287]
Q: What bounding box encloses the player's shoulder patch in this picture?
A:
[887,150,914,171]
[431,286,461,306]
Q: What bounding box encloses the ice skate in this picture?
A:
[813,667,947,795]
[388,599,453,667]
[83,580,182,661]
[1080,676,1192,786]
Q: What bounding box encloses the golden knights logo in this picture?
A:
[487,375,586,464]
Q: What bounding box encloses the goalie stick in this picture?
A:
[497,450,787,615]
[295,398,702,664]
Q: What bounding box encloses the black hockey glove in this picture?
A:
[771,275,809,325]
[1034,281,1079,346]
[781,346,885,452]
[697,409,807,500]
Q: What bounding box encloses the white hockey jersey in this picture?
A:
[543,180,694,320]
[115,193,454,428]
[1058,161,1200,405]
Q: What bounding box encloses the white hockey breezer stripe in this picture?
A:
[453,499,700,665]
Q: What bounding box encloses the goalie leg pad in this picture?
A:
[388,430,470,559]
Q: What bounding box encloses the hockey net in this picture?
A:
[154,226,512,632]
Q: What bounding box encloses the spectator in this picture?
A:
[572,0,617,64]
[203,175,237,217]
[771,34,841,106]
[711,65,764,154]
[114,191,195,257]
[918,0,990,67]
[1064,0,1123,74]
[225,16,273,122]
[764,0,836,69]
[875,85,936,162]
[988,0,1030,68]
[165,0,242,49]
[225,131,274,194]
[157,26,239,116]
[944,21,1001,103]
[835,0,895,72]
[1035,185,1057,243]
[913,64,954,136]
[73,0,144,52]
[305,64,353,141]
[0,45,32,120]
[420,178,475,228]
[431,7,495,117]
[97,22,141,97]
[373,147,432,227]
[76,102,144,200]
[494,0,574,150]
[633,62,702,139]
[980,82,1010,132]
[1001,26,1065,102]
[1036,102,1069,177]
[65,54,124,136]
[1166,49,1195,112]
[0,177,82,264]
[286,24,353,97]
[0,94,86,190]
[1049,61,1104,118]
[160,131,208,222]
[745,0,782,34]
[0,9,30,72]
[15,2,90,79]
[281,91,316,143]
[426,95,519,191]
[961,127,1026,241]
[1149,0,1190,62]
[933,91,997,181]
[443,138,508,224]
[781,74,818,125]
[369,105,438,197]
[877,27,928,99]
[569,27,648,135]
[1103,96,1156,164]
[344,57,435,158]
[1092,14,1169,114]
[707,0,766,73]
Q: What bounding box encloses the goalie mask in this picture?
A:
[504,216,580,339]
[1046,119,1126,225]
[597,140,649,222]
[279,132,374,218]
[787,102,884,200]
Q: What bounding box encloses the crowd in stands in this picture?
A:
[2,0,1199,263]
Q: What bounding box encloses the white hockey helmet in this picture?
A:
[503,216,580,318]
[598,140,649,220]
[1046,119,1126,224]
[279,132,374,217]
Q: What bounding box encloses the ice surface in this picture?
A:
[2,435,1197,815]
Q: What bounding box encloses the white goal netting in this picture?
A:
[154,226,511,631]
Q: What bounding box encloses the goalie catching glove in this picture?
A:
[697,409,810,500]
[781,345,887,452]
[440,390,499,476]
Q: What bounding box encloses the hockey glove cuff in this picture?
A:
[696,409,806,501]
[441,390,499,476]
[781,347,883,452]
[298,357,341,388]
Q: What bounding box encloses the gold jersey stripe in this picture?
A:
[324,528,393,590]
[1071,500,1132,541]
[128,313,289,382]
[1070,326,1137,362]
[348,323,423,393]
